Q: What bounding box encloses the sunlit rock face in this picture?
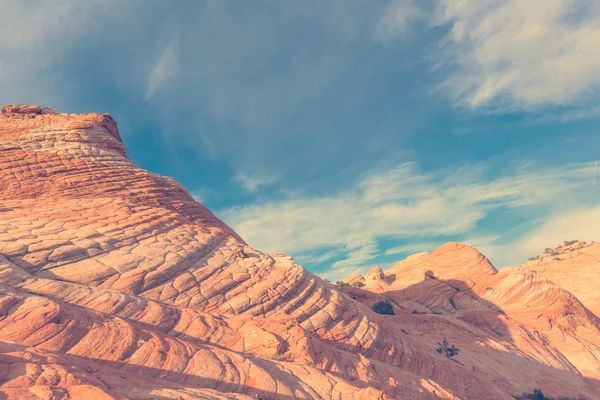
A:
[521,240,600,315]
[0,105,599,399]
[343,244,600,399]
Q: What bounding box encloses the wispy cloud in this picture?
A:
[146,35,180,99]
[384,242,440,255]
[190,191,205,204]
[220,161,598,272]
[296,249,340,265]
[375,0,423,43]
[0,0,100,49]
[233,171,279,193]
[376,0,600,111]
[476,206,600,267]
[534,105,600,124]
[433,0,600,109]
[0,0,110,106]
[332,241,379,269]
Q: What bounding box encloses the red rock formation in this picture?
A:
[0,105,599,399]
[343,243,600,399]
[521,240,600,315]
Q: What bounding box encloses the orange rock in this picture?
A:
[0,105,598,399]
[521,241,600,315]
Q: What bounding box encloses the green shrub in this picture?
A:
[351,281,365,288]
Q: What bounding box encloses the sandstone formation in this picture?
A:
[342,242,600,399]
[0,104,599,399]
[521,240,600,315]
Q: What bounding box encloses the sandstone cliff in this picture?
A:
[0,105,598,399]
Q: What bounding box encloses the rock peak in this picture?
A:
[1,104,58,115]
[431,242,498,274]
[386,241,497,282]
[366,266,385,281]
[0,104,124,150]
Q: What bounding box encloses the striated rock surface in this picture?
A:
[343,243,600,399]
[521,240,600,315]
[0,105,599,399]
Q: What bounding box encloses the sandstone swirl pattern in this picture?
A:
[0,104,599,399]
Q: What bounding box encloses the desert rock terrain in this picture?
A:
[0,105,599,399]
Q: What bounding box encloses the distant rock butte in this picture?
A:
[0,105,599,399]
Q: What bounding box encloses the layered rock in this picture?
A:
[343,243,600,399]
[0,106,489,399]
[0,105,599,399]
[521,240,600,315]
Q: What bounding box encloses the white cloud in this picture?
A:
[219,161,598,271]
[432,0,600,109]
[376,0,600,110]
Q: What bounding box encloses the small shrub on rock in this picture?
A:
[520,389,546,400]
[449,296,456,309]
[372,300,394,315]
[518,389,584,400]
[351,281,365,288]
[436,337,459,359]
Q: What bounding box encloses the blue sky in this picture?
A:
[2,0,599,280]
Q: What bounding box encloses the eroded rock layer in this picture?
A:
[342,243,600,399]
[521,240,600,315]
[0,105,599,399]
